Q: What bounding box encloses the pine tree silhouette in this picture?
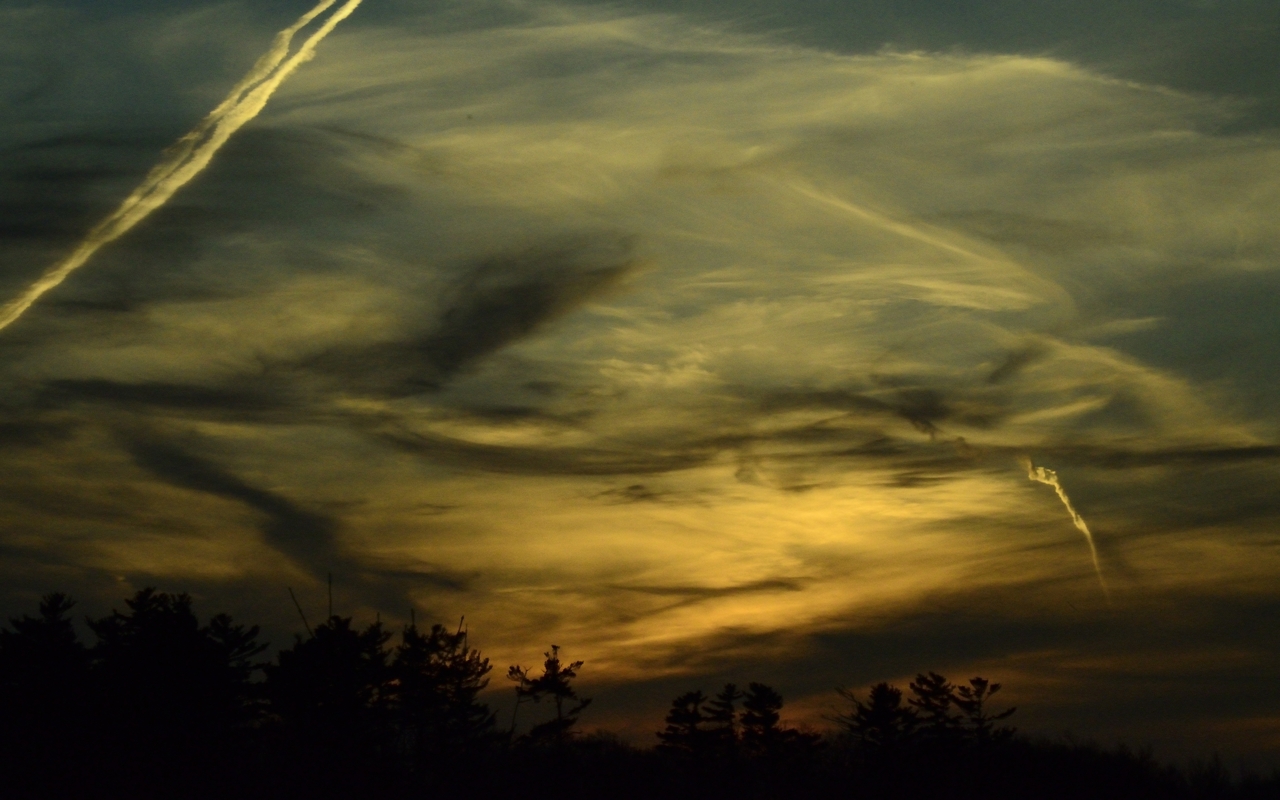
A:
[265,614,391,737]
[507,645,591,743]
[87,588,266,792]
[953,677,1016,744]
[908,672,961,745]
[706,683,742,756]
[656,690,711,755]
[834,681,918,752]
[0,593,92,796]
[740,682,785,755]
[393,618,497,760]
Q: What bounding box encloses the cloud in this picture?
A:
[2,1,1280,761]
[122,435,340,578]
[305,236,638,396]
[46,378,280,414]
[0,0,364,331]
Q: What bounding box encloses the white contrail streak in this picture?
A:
[1021,457,1111,604]
[788,181,998,265]
[0,0,363,332]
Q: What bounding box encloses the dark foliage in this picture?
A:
[88,589,267,791]
[0,593,91,798]
[260,614,394,794]
[508,644,592,743]
[834,681,917,751]
[1,587,1278,800]
[656,689,713,754]
[393,618,498,758]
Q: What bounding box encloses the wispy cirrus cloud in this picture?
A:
[1,0,1279,762]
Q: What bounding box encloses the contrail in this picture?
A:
[788,181,998,265]
[0,0,363,332]
[1021,457,1111,604]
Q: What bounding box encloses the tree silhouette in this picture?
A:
[7,584,1272,799]
[656,689,711,755]
[740,682,784,754]
[908,672,961,745]
[265,614,391,736]
[834,681,918,752]
[507,645,592,743]
[0,592,86,685]
[953,677,1016,744]
[262,612,395,798]
[706,683,742,756]
[392,618,497,760]
[85,588,266,791]
[735,682,820,758]
[0,593,91,796]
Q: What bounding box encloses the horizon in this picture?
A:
[2,0,1279,770]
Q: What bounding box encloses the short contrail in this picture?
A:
[0,0,363,332]
[1021,457,1111,604]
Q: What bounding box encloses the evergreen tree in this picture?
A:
[656,690,711,755]
[392,619,496,759]
[834,682,917,752]
[0,594,91,795]
[0,592,87,686]
[908,672,961,744]
[953,677,1016,744]
[738,682,821,759]
[740,682,786,756]
[83,589,265,793]
[264,614,393,761]
[91,593,263,736]
[507,645,591,743]
[705,683,742,755]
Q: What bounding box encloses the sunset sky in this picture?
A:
[3,0,1279,764]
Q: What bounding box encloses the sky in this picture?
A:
[2,0,1279,764]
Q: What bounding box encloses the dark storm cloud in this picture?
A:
[358,565,473,594]
[794,589,1280,755]
[426,245,633,378]
[581,577,1280,758]
[1102,271,1280,419]
[122,436,339,577]
[308,238,637,396]
[939,211,1125,256]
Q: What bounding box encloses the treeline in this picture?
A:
[0,589,1275,799]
